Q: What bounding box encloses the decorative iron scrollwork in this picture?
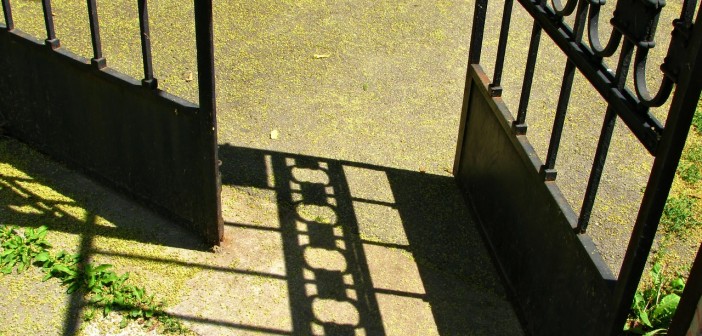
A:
[552,0,579,16]
[581,0,697,108]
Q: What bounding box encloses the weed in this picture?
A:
[626,263,685,335]
[678,162,701,184]
[0,225,191,334]
[0,226,51,274]
[682,145,702,163]
[660,195,700,234]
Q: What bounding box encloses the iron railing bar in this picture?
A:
[541,0,588,180]
[41,0,59,49]
[1,0,13,30]
[576,40,635,234]
[541,60,576,180]
[518,0,663,155]
[610,4,702,330]
[514,22,542,134]
[194,0,224,244]
[468,0,489,65]
[489,0,514,97]
[137,0,156,88]
[86,0,105,68]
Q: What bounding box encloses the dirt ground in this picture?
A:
[0,0,699,334]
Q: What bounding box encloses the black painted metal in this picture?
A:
[41,0,59,49]
[193,0,223,244]
[669,244,702,335]
[0,0,222,244]
[611,5,702,332]
[137,0,156,89]
[1,0,13,31]
[541,1,587,181]
[519,0,663,154]
[456,0,702,334]
[86,0,105,68]
[513,22,541,135]
[467,0,488,65]
[488,0,513,97]
[456,65,615,335]
[577,39,635,234]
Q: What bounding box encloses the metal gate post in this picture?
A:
[610,6,702,333]
[194,0,223,245]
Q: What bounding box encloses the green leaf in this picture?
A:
[66,282,80,294]
[34,252,50,262]
[670,278,685,292]
[639,310,653,328]
[651,294,680,327]
[92,264,113,273]
[52,265,76,276]
[643,328,667,336]
[89,294,103,303]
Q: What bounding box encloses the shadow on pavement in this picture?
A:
[219,144,523,335]
[0,138,523,335]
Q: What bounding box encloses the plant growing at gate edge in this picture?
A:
[626,263,685,335]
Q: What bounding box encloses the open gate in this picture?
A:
[454,0,702,334]
[4,0,702,333]
[0,0,223,244]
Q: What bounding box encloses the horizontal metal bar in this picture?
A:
[518,0,664,155]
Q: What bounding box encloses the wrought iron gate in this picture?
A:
[0,0,223,244]
[455,0,702,334]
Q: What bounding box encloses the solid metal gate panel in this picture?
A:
[454,0,702,334]
[0,0,223,245]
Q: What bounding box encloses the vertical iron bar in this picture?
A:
[513,22,542,134]
[41,0,59,49]
[86,0,105,68]
[194,0,223,244]
[138,0,156,88]
[1,0,13,30]
[576,40,635,233]
[610,6,702,333]
[489,0,514,97]
[468,0,489,65]
[455,0,489,175]
[540,1,588,180]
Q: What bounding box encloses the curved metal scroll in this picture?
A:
[552,0,579,17]
[587,1,621,58]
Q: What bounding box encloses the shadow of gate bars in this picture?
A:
[454,0,702,334]
[2,0,702,334]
